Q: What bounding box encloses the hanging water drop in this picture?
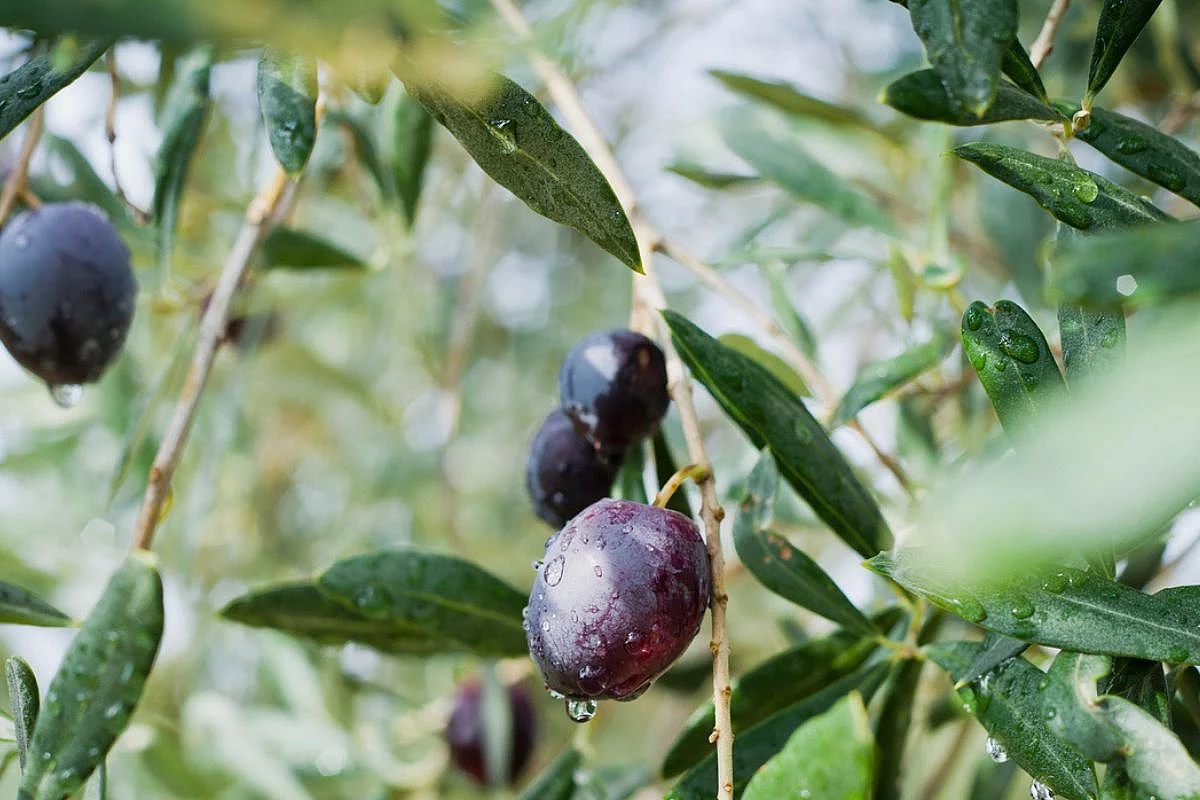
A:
[565,697,597,723]
[1029,780,1055,800]
[48,383,82,408]
[531,559,544,572]
[985,736,1009,763]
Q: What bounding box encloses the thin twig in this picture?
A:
[1162,90,1200,135]
[0,105,45,227]
[104,48,150,224]
[1030,0,1072,69]
[918,719,973,800]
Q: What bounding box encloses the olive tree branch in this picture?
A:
[0,105,44,227]
[1030,0,1071,69]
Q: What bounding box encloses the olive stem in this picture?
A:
[1030,0,1072,69]
[652,463,710,510]
[104,47,149,224]
[0,104,44,228]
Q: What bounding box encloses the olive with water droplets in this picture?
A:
[0,202,136,388]
[445,679,537,786]
[526,409,622,528]
[525,498,710,705]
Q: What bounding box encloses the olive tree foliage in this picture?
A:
[0,0,1198,798]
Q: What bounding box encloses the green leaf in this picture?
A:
[1042,652,1127,760]
[882,69,1061,125]
[873,659,925,800]
[961,300,1065,436]
[219,581,454,656]
[664,311,892,558]
[327,110,395,202]
[954,141,1170,229]
[403,70,641,271]
[153,46,212,276]
[316,549,529,658]
[0,582,71,628]
[257,48,319,175]
[742,692,874,800]
[19,552,164,800]
[661,610,899,778]
[1102,694,1200,798]
[1001,39,1048,102]
[652,431,692,519]
[1057,303,1125,387]
[710,70,886,134]
[733,451,875,635]
[1071,105,1200,207]
[1087,0,1164,102]
[615,440,648,505]
[870,550,1200,664]
[44,135,126,222]
[515,747,582,800]
[832,334,949,427]
[260,226,368,270]
[5,657,38,771]
[926,641,1098,800]
[666,161,761,190]
[391,89,434,227]
[666,661,891,800]
[1053,217,1200,307]
[0,38,113,143]
[718,107,895,235]
[959,632,1028,685]
[717,334,809,398]
[908,0,1019,117]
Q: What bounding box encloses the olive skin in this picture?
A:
[558,329,669,453]
[526,409,622,528]
[525,498,711,702]
[0,202,136,386]
[445,680,538,786]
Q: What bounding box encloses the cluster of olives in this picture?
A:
[0,202,136,406]
[523,329,712,717]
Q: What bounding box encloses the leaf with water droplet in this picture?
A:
[1085,0,1164,102]
[906,0,1018,117]
[1000,38,1048,102]
[6,657,38,770]
[881,68,1062,125]
[257,48,318,175]
[832,332,950,427]
[0,38,112,144]
[19,551,163,800]
[0,581,72,628]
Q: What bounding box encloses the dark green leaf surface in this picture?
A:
[328,110,395,202]
[392,90,433,227]
[961,300,1065,436]
[665,311,892,558]
[19,552,163,800]
[719,108,895,234]
[717,334,809,397]
[257,48,318,174]
[1072,105,1200,207]
[927,642,1098,800]
[710,70,885,133]
[1087,0,1164,101]
[959,632,1028,685]
[515,747,582,800]
[954,142,1170,229]
[5,657,38,770]
[742,692,874,800]
[1001,39,1048,101]
[882,69,1061,125]
[666,162,761,189]
[873,659,924,800]
[260,227,368,270]
[615,439,648,504]
[661,611,898,778]
[871,550,1200,664]
[908,0,1019,117]
[404,70,641,271]
[0,38,113,144]
[733,451,875,634]
[665,661,891,800]
[219,581,449,656]
[1042,652,1126,761]
[1052,218,1200,306]
[652,432,692,519]
[317,549,529,658]
[832,334,949,427]
[0,581,71,628]
[1057,304,1125,386]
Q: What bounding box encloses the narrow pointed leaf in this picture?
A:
[1052,218,1200,306]
[908,0,1019,117]
[5,657,38,770]
[870,550,1200,664]
[961,300,1065,436]
[664,311,892,557]
[882,70,1061,125]
[257,48,318,174]
[954,142,1170,229]
[717,334,809,397]
[615,439,648,504]
[742,692,874,800]
[1071,105,1200,207]
[710,70,886,134]
[1001,39,1048,101]
[328,110,395,202]
[403,70,640,271]
[832,333,949,427]
[0,38,113,143]
[260,227,368,270]
[873,659,924,800]
[719,108,895,235]
[19,552,163,800]
[392,90,434,227]
[927,642,1098,800]
[652,432,692,518]
[666,162,761,190]
[45,136,126,222]
[734,451,875,634]
[1087,0,1164,101]
[1057,304,1125,386]
[959,632,1028,685]
[316,549,529,658]
[515,747,581,800]
[0,582,71,628]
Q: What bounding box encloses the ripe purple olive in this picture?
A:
[525,498,711,706]
[558,329,669,453]
[0,202,136,387]
[526,409,622,528]
[445,679,537,786]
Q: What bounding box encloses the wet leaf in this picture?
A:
[958,632,1028,685]
[882,69,1061,125]
[316,549,529,658]
[1057,303,1125,388]
[5,657,38,770]
[908,0,1018,117]
[403,69,641,271]
[1087,0,1164,102]
[832,334,949,427]
[0,38,113,143]
[0,581,71,628]
[18,552,163,800]
[717,334,809,398]
[1052,218,1200,307]
[1001,38,1048,101]
[665,311,892,558]
[1070,105,1200,207]
[954,141,1170,229]
[257,48,319,174]
[260,227,368,270]
[515,746,582,800]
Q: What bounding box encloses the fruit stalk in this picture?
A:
[652,463,710,510]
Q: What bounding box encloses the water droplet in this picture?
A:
[565,697,597,723]
[1041,572,1068,593]
[543,555,565,587]
[964,306,986,331]
[952,596,987,623]
[48,383,82,409]
[958,684,979,715]
[531,559,544,572]
[521,606,529,619]
[1020,372,1040,389]
[994,359,1007,371]
[1029,779,1055,800]
[13,233,29,249]
[103,702,123,719]
[1010,595,1034,619]
[1115,137,1147,155]
[592,564,603,578]
[488,119,517,154]
[985,736,1009,763]
[355,586,385,614]
[968,350,987,372]
[1099,328,1120,349]
[541,621,550,632]
[546,687,565,700]
[998,332,1040,364]
[1071,178,1099,203]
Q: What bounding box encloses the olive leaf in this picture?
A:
[882,70,1061,125]
[391,89,434,227]
[515,747,582,800]
[0,581,72,628]
[0,38,113,143]
[1001,38,1048,102]
[873,658,924,800]
[1052,218,1200,307]
[1087,0,1164,102]
[832,333,949,427]
[257,48,319,174]
[260,227,368,271]
[5,657,38,770]
[908,0,1019,117]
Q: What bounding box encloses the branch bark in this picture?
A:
[1030,0,1072,69]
